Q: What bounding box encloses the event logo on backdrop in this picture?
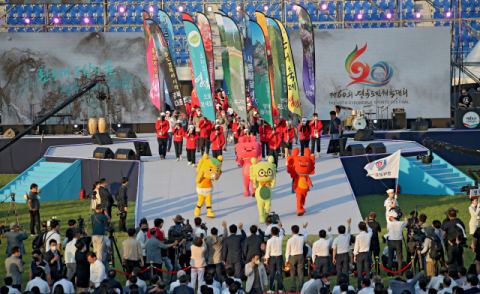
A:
[463,111,480,128]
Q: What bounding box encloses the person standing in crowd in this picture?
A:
[328,111,342,155]
[332,218,352,283]
[367,212,382,262]
[98,178,114,218]
[193,109,205,153]
[136,222,149,274]
[420,226,438,278]
[117,177,128,233]
[259,119,271,158]
[90,204,110,262]
[44,239,62,283]
[28,183,41,237]
[217,110,230,152]
[244,225,265,262]
[245,254,268,294]
[186,125,200,167]
[298,118,310,156]
[384,189,399,224]
[4,277,21,294]
[274,115,286,158]
[283,121,295,161]
[353,220,373,288]
[469,198,480,235]
[199,117,212,156]
[210,124,225,159]
[472,227,480,275]
[191,237,207,293]
[5,223,28,258]
[166,111,175,153]
[52,275,75,294]
[443,207,466,255]
[285,223,308,293]
[232,117,242,145]
[206,221,227,283]
[65,230,82,282]
[45,220,62,255]
[156,112,170,159]
[5,246,24,291]
[267,125,283,167]
[223,223,246,278]
[312,227,333,275]
[309,113,323,158]
[145,229,178,282]
[173,119,185,162]
[26,268,50,294]
[458,88,473,108]
[87,252,106,290]
[265,223,284,293]
[334,106,345,132]
[121,228,144,274]
[387,209,408,276]
[90,182,101,211]
[30,249,52,285]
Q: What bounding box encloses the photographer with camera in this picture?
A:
[443,208,466,265]
[168,215,194,276]
[117,177,129,233]
[90,204,110,263]
[28,183,42,236]
[5,223,28,258]
[193,217,207,238]
[99,178,114,219]
[264,215,281,241]
[418,226,443,277]
[386,209,408,276]
[210,124,225,159]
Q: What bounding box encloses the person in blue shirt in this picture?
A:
[90,204,110,265]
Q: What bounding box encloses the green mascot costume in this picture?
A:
[250,156,277,223]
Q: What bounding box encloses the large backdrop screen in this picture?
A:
[291,27,451,120]
[0,33,154,125]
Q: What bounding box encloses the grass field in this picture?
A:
[0,166,478,289]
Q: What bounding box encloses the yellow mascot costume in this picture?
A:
[195,154,223,218]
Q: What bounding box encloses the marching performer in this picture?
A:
[172,120,185,162]
[185,125,199,167]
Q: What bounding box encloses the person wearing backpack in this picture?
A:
[32,222,48,253]
[419,226,443,277]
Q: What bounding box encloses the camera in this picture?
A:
[200,222,208,232]
[168,219,194,242]
[461,184,478,195]
[417,154,433,164]
[267,211,280,224]
[76,215,86,235]
[388,206,403,220]
[47,217,60,229]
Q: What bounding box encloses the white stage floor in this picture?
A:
[45,134,427,234]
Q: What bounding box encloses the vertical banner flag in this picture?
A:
[254,12,275,113]
[266,17,288,118]
[197,12,215,99]
[250,21,273,126]
[159,9,175,108]
[215,12,232,107]
[183,20,216,122]
[142,13,162,111]
[182,13,201,108]
[143,12,186,114]
[296,6,316,107]
[364,150,401,179]
[240,11,257,108]
[221,14,248,120]
[275,19,302,116]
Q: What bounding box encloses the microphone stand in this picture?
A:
[384,97,399,130]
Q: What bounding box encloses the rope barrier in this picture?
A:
[114,266,152,276]
[310,265,337,274]
[379,262,412,274]
[349,264,375,275]
[153,266,192,273]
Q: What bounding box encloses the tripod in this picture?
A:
[1,193,21,243]
[76,118,89,136]
[108,223,125,272]
[105,114,115,135]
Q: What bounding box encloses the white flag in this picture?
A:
[364,149,401,179]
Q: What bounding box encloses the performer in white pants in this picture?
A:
[384,189,398,224]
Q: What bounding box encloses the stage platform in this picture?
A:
[44,133,427,234]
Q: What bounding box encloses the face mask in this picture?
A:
[255,260,260,265]
[33,256,39,262]
[325,282,330,286]
[51,246,57,252]
[141,228,148,232]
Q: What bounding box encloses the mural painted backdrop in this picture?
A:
[0,33,152,125]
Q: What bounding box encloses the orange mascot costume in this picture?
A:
[286,147,315,216]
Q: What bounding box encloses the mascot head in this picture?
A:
[287,148,315,177]
[197,154,223,181]
[250,156,277,188]
[235,136,261,165]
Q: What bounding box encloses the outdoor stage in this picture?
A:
[43,132,429,234]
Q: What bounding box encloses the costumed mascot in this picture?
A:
[250,156,276,223]
[195,154,223,217]
[235,136,262,196]
[287,148,315,216]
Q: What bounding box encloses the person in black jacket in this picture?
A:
[99,178,114,218]
[172,275,195,294]
[223,223,246,279]
[446,236,460,270]
[74,240,90,292]
[244,225,265,262]
[107,270,123,293]
[43,240,62,283]
[117,177,128,233]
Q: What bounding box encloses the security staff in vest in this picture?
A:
[117,177,128,233]
[387,210,408,276]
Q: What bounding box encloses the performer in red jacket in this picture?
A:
[258,119,272,158]
[309,113,323,158]
[283,120,295,164]
[267,125,283,167]
[274,115,287,158]
[185,125,199,167]
[199,117,213,156]
[298,117,311,156]
[172,120,185,161]
[155,112,169,160]
[232,117,243,145]
[210,124,226,159]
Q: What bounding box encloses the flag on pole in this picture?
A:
[364,150,401,179]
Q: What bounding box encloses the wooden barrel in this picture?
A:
[98,117,106,133]
[88,118,98,135]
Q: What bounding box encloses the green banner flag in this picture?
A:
[214,12,232,108]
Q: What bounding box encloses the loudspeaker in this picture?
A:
[115,149,136,160]
[133,141,152,160]
[3,128,19,138]
[116,128,136,138]
[93,147,114,159]
[392,111,407,130]
[92,133,113,145]
[411,121,428,131]
[327,138,348,155]
[345,144,366,156]
[366,142,386,154]
[354,129,375,141]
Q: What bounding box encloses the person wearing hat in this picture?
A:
[310,113,323,158]
[173,120,185,162]
[283,121,295,164]
[185,99,192,120]
[418,226,440,277]
[298,118,311,156]
[156,113,170,160]
[166,111,175,153]
[258,119,272,158]
[185,125,200,167]
[192,109,205,153]
[210,124,226,159]
[199,117,213,156]
[386,209,408,276]
[384,189,399,224]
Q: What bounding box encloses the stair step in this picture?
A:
[418,163,448,169]
[32,166,67,172]
[411,159,442,165]
[26,171,59,177]
[5,185,35,190]
[1,189,31,195]
[0,194,27,201]
[446,182,472,188]
[15,180,48,186]
[425,168,454,175]
[38,162,71,168]
[438,177,469,183]
[19,175,55,182]
[432,172,460,178]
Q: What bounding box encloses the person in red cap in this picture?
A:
[298,118,311,156]
[156,112,169,160]
[199,117,213,156]
[267,124,283,167]
[210,124,225,159]
[310,113,323,158]
[258,119,272,158]
[185,125,199,167]
[172,120,185,162]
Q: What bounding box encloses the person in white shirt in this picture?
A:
[264,217,280,241]
[136,223,148,265]
[384,189,398,224]
[26,268,51,294]
[358,279,374,294]
[332,279,355,294]
[354,219,373,289]
[469,198,480,235]
[65,230,85,281]
[312,227,333,275]
[201,269,222,294]
[286,223,308,293]
[124,268,147,293]
[52,275,75,294]
[332,218,352,283]
[300,270,318,294]
[205,276,220,294]
[171,271,194,292]
[437,277,454,294]
[221,268,242,291]
[3,277,21,294]
[87,251,106,289]
[416,278,428,294]
[45,221,62,255]
[193,217,207,238]
[265,222,284,293]
[386,210,408,275]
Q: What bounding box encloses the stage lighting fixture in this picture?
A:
[149,6,154,12]
[84,17,89,23]
[357,13,363,20]
[373,119,378,123]
[446,11,452,17]
[53,17,60,24]
[117,123,122,128]
[415,12,422,18]
[292,4,298,10]
[178,5,184,12]
[25,18,31,24]
[74,124,79,128]
[263,4,269,11]
[118,6,125,13]
[386,12,392,19]
[321,3,328,10]
[236,5,241,11]
[97,91,108,101]
[207,6,213,11]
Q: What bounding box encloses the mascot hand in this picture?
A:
[196,172,204,184]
